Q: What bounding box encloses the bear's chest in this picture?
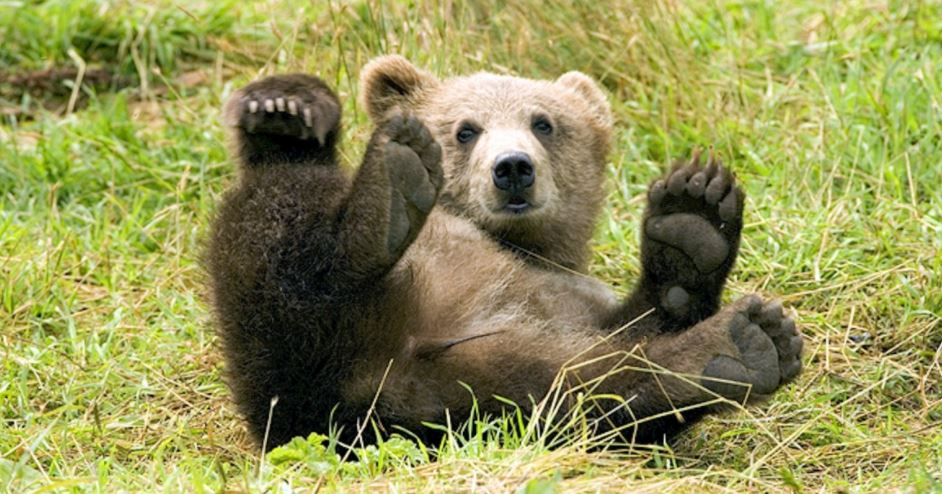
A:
[387,209,618,339]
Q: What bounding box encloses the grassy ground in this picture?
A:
[2,0,940,492]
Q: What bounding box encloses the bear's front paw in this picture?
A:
[225,74,340,145]
[380,113,444,256]
[699,295,803,401]
[640,153,745,325]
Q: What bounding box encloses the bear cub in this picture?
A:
[207,56,802,449]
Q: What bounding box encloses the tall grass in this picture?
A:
[1,0,940,491]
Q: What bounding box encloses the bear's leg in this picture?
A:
[609,154,745,332]
[604,295,802,442]
[209,75,442,446]
[210,74,354,446]
[377,295,801,445]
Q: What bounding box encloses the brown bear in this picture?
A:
[206,56,803,450]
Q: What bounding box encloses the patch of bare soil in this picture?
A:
[0,66,129,119]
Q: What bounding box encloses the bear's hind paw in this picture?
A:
[639,153,745,326]
[700,296,803,401]
[644,153,743,274]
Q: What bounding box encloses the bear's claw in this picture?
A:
[228,74,340,146]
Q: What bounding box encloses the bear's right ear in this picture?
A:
[555,71,613,131]
[359,55,440,121]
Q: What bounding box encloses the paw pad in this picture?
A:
[645,213,729,273]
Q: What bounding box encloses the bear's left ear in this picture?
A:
[359,55,440,122]
[555,72,612,130]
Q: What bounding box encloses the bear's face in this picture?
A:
[360,56,612,267]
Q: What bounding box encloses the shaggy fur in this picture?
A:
[206,57,803,449]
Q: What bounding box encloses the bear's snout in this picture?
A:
[492,151,535,193]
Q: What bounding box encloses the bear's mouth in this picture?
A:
[504,196,531,214]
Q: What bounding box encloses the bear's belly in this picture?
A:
[341,209,620,408]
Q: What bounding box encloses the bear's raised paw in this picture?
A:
[225,74,341,146]
[640,153,745,327]
[339,113,444,275]
[381,113,444,256]
[645,153,743,273]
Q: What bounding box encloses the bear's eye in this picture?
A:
[532,117,553,136]
[456,125,478,144]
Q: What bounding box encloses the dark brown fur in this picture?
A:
[206,58,803,449]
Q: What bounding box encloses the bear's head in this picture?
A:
[360,56,613,271]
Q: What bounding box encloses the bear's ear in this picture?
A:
[359,55,440,121]
[555,71,612,129]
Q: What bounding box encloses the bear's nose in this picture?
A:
[492,152,535,191]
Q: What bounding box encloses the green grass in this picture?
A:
[2,0,941,491]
